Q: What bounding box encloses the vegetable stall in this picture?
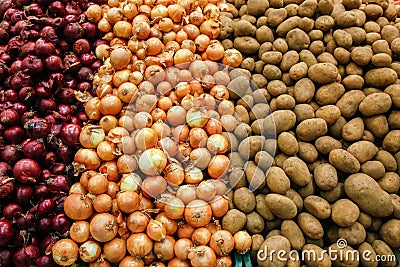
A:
[0,0,399,266]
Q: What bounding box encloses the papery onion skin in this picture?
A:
[52,239,79,266]
[233,231,252,255]
[70,221,90,243]
[184,200,212,228]
[210,230,235,257]
[90,213,118,243]
[126,233,153,258]
[79,240,102,263]
[127,211,150,233]
[138,148,168,176]
[64,194,94,221]
[103,238,127,263]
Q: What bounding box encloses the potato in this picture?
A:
[298,0,317,17]
[246,0,269,16]
[241,57,255,72]
[342,75,364,90]
[344,173,394,217]
[378,172,400,194]
[233,187,256,213]
[229,152,244,168]
[365,115,389,138]
[304,195,331,220]
[293,78,315,103]
[255,194,275,221]
[390,194,400,219]
[329,116,347,139]
[234,37,260,55]
[289,62,308,80]
[220,16,234,39]
[331,199,360,227]
[358,212,373,229]
[296,118,328,142]
[364,4,384,19]
[379,219,400,248]
[341,117,364,142]
[297,179,316,198]
[250,234,265,259]
[283,157,312,186]
[267,8,288,27]
[222,209,247,235]
[338,222,366,246]
[246,211,265,234]
[333,30,353,48]
[227,76,250,99]
[315,82,346,105]
[298,142,318,163]
[329,243,360,267]
[276,94,296,110]
[375,150,398,172]
[234,105,250,124]
[229,168,247,189]
[298,17,314,33]
[313,163,338,191]
[383,130,400,153]
[245,161,266,191]
[329,149,361,173]
[280,50,299,72]
[297,212,324,239]
[336,11,357,27]
[238,136,265,160]
[234,19,256,36]
[265,193,298,219]
[315,105,341,126]
[302,244,332,267]
[308,63,338,84]
[372,240,397,267]
[347,141,379,164]
[266,166,291,195]
[315,15,335,31]
[336,90,366,118]
[364,68,398,88]
[261,51,282,65]
[281,220,305,250]
[256,26,274,43]
[350,46,373,66]
[276,16,300,36]
[344,27,367,45]
[266,110,297,135]
[371,53,392,67]
[286,29,310,51]
[314,136,340,156]
[258,42,273,58]
[385,84,400,108]
[257,236,291,267]
[252,89,270,104]
[277,132,298,156]
[358,242,378,267]
[361,161,386,180]
[273,38,289,53]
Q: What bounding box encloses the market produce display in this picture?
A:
[0,0,399,266]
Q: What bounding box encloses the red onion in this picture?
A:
[15,212,35,229]
[64,22,84,40]
[2,203,22,219]
[0,176,14,199]
[0,162,12,175]
[58,104,75,117]
[40,235,58,254]
[40,26,59,44]
[0,28,10,44]
[51,163,65,174]
[43,152,56,167]
[0,219,14,246]
[20,111,36,125]
[37,198,55,218]
[13,245,40,267]
[38,217,52,234]
[35,85,52,98]
[15,185,34,204]
[35,38,55,58]
[57,88,75,103]
[25,3,44,16]
[77,66,93,81]
[57,144,72,163]
[76,81,92,92]
[35,255,55,267]
[23,140,46,160]
[12,74,32,90]
[0,63,9,81]
[51,213,72,234]
[21,56,43,75]
[0,0,12,18]
[25,118,50,139]
[12,102,28,115]
[82,21,98,40]
[3,89,19,102]
[0,109,19,126]
[6,36,24,56]
[13,159,41,183]
[91,60,102,71]
[35,184,51,198]
[45,55,63,72]
[18,86,36,103]
[60,123,81,147]
[80,53,95,65]
[0,52,12,64]
[73,39,90,55]
[4,126,25,144]
[46,174,70,192]
[0,249,12,266]
[48,1,65,17]
[41,169,53,181]
[65,14,79,23]
[63,53,81,72]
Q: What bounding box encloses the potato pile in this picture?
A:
[218,0,400,266]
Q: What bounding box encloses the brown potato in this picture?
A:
[308,63,338,84]
[315,105,341,125]
[298,142,318,163]
[265,193,298,219]
[297,212,324,239]
[378,172,400,194]
[364,68,398,88]
[329,149,361,173]
[336,90,366,118]
[331,199,360,227]
[341,117,364,141]
[315,136,342,155]
[365,115,389,139]
[255,194,275,221]
[315,82,346,105]
[359,242,378,267]
[379,219,400,248]
[344,173,394,217]
[266,166,291,194]
[276,16,300,36]
[304,195,331,219]
[351,46,373,66]
[372,240,397,267]
[283,157,312,186]
[281,220,305,250]
[320,182,345,203]
[313,163,338,191]
[375,150,398,172]
[347,140,379,163]
[296,118,328,142]
[257,236,291,267]
[338,222,366,246]
[361,161,386,180]
[383,130,400,153]
[246,211,265,234]
[233,187,256,213]
[222,209,247,234]
[245,161,266,191]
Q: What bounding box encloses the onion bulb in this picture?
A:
[90,213,118,242]
[210,230,234,256]
[147,220,166,241]
[79,125,105,149]
[138,148,167,175]
[79,240,101,263]
[184,200,212,228]
[233,231,252,255]
[52,239,79,266]
[127,233,153,258]
[188,246,216,267]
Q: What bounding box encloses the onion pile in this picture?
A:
[54,0,246,265]
[0,0,105,266]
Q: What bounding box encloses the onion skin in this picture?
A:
[0,219,14,246]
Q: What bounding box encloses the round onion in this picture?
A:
[192,227,211,246]
[147,219,166,241]
[103,238,126,263]
[188,246,216,267]
[52,239,79,266]
[138,148,168,175]
[174,238,193,261]
[79,125,105,148]
[210,230,234,257]
[164,197,185,220]
[233,231,252,255]
[127,211,150,233]
[70,221,90,243]
[90,213,118,242]
[126,233,153,258]
[64,194,94,220]
[184,200,212,228]
[79,240,101,263]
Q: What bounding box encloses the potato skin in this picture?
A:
[359,92,392,116]
[222,209,247,235]
[344,173,394,217]
[281,220,305,250]
[297,212,324,239]
[257,236,291,267]
[304,195,331,220]
[283,157,312,187]
[233,187,256,213]
[265,193,298,219]
[308,63,338,84]
[296,118,328,142]
[266,166,291,194]
[329,149,361,173]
